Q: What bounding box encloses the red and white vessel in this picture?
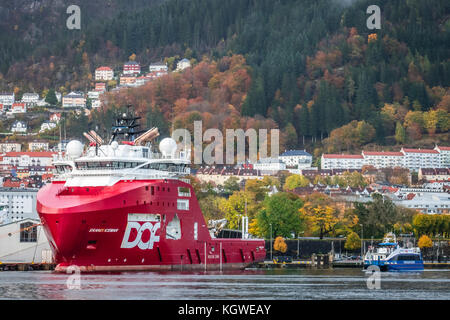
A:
[37,109,266,272]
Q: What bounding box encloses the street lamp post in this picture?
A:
[270,223,273,261]
[360,224,364,261]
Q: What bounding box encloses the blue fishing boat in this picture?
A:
[364,233,424,272]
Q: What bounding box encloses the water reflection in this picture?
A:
[0,268,448,300]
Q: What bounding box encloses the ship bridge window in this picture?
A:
[76,161,144,170]
[142,163,188,173]
[55,165,73,174]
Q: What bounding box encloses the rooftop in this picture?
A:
[280,150,312,157]
[4,151,57,157]
[322,154,364,159]
[401,148,439,154]
[363,151,404,156]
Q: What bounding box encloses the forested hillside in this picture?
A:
[1,0,449,152]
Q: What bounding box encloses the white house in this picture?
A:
[11,102,26,113]
[87,90,100,100]
[21,93,40,106]
[0,143,21,153]
[0,92,14,106]
[321,154,364,169]
[253,158,286,172]
[49,113,61,123]
[91,99,101,109]
[95,66,114,81]
[149,62,168,72]
[62,91,86,108]
[123,61,141,75]
[0,218,52,264]
[11,121,27,133]
[29,141,49,152]
[36,99,49,107]
[134,76,148,87]
[279,150,313,168]
[176,58,191,71]
[39,121,57,133]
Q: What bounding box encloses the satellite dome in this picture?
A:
[66,140,84,158]
[159,138,177,157]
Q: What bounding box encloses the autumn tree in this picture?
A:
[273,236,287,253]
[418,235,433,249]
[344,232,361,250]
[299,194,340,239]
[283,175,311,191]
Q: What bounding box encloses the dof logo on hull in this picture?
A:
[120,214,161,250]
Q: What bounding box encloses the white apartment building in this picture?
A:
[253,158,286,172]
[418,168,450,181]
[361,151,405,169]
[279,150,313,168]
[435,145,450,167]
[0,92,14,106]
[321,154,364,169]
[149,62,168,72]
[62,91,86,108]
[2,151,57,167]
[400,148,441,172]
[29,141,49,152]
[0,188,39,223]
[21,93,40,106]
[392,192,450,214]
[123,61,141,75]
[0,143,21,153]
[87,91,100,100]
[95,66,114,81]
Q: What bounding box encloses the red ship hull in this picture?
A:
[37,179,266,272]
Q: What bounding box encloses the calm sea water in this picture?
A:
[0,268,449,300]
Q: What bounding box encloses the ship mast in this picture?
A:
[109,105,146,143]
